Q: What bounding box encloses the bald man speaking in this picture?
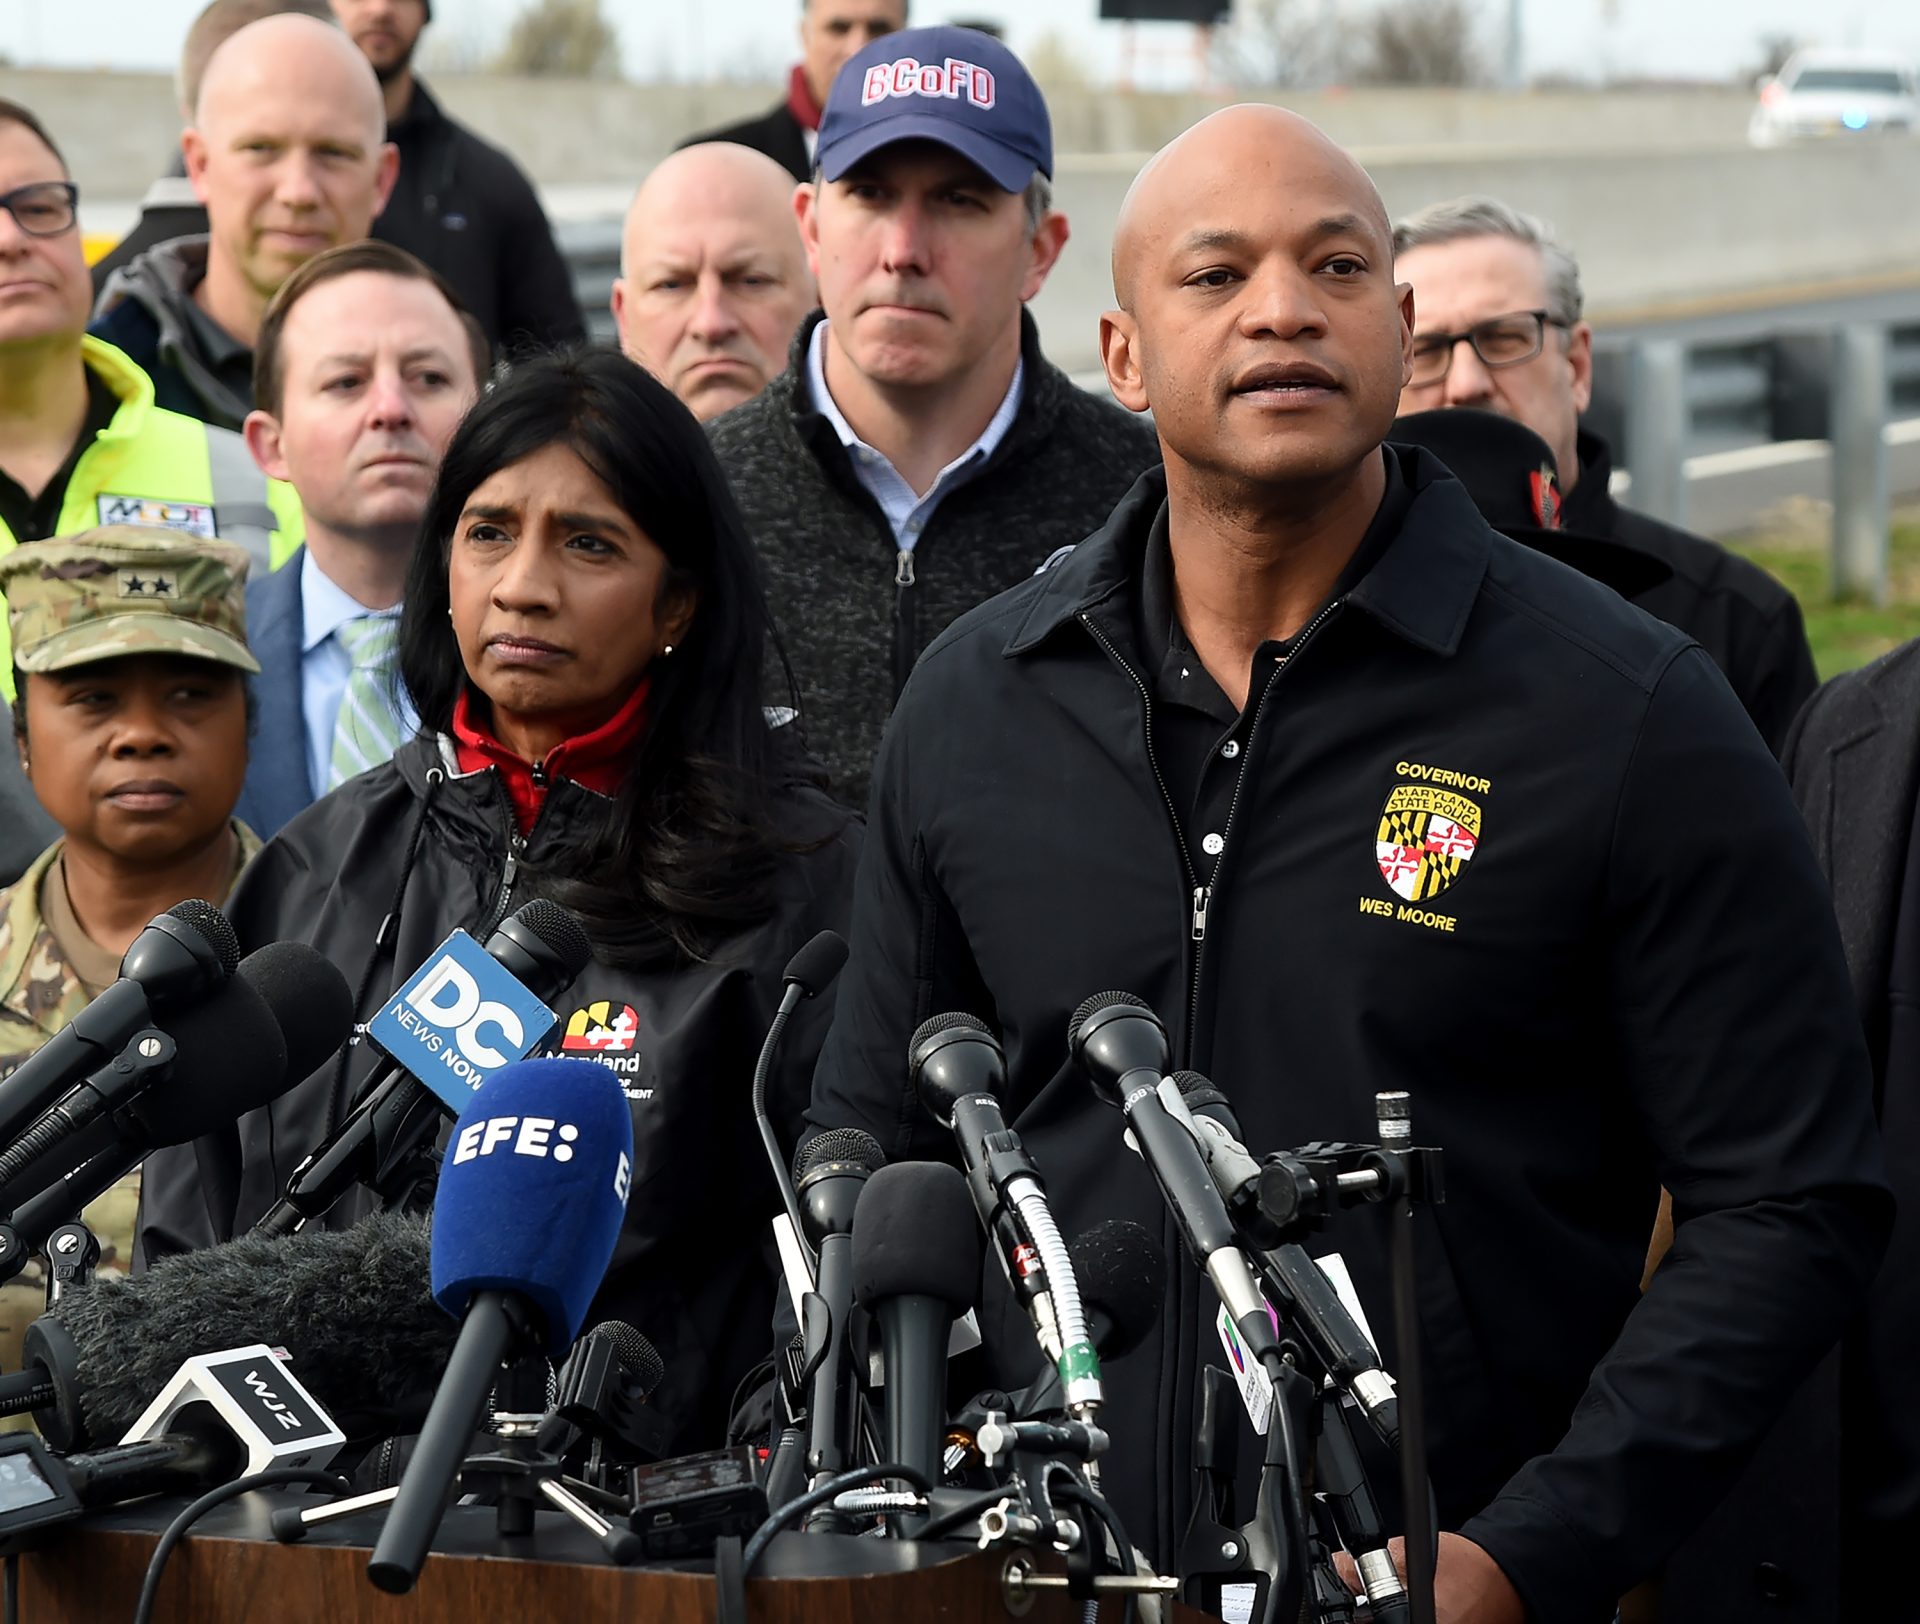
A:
[612,144,814,422]
[93,12,397,429]
[808,106,1887,1621]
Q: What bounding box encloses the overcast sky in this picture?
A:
[5,0,1918,88]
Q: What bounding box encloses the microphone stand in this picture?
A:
[272,1352,642,1569]
[1177,1095,1445,1624]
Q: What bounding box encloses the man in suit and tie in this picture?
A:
[236,238,484,836]
[1785,647,1920,1609]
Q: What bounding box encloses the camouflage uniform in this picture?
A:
[0,527,261,1400]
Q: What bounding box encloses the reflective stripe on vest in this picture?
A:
[202,423,276,577]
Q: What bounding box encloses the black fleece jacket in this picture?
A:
[707,311,1161,806]
[810,451,1889,1622]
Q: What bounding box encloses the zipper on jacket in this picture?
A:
[1078,612,1204,955]
[892,549,918,699]
[530,758,549,789]
[476,830,527,941]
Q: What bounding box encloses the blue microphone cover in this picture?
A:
[430,1057,634,1355]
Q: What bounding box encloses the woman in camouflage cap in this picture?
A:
[0,523,261,1380]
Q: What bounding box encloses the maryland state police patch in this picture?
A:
[1375,784,1482,902]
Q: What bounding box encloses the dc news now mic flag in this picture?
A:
[367,929,560,1110]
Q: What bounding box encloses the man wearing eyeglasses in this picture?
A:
[0,99,299,883]
[1393,196,1816,754]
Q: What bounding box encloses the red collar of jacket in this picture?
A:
[451,679,650,836]
[786,63,824,132]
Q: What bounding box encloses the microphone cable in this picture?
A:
[131,1466,350,1624]
[739,1461,935,1578]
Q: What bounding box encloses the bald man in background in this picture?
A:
[808,103,1886,1622]
[611,144,814,422]
[91,13,397,430]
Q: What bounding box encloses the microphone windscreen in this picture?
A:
[236,941,355,1085]
[123,974,288,1146]
[1169,1069,1235,1121]
[506,898,593,978]
[579,1320,665,1399]
[850,1162,981,1311]
[164,899,240,976]
[40,1210,446,1446]
[431,1057,633,1355]
[1069,1219,1165,1362]
[1067,990,1152,1053]
[782,930,849,998]
[793,1125,886,1186]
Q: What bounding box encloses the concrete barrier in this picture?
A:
[1026,139,1920,372]
[19,66,1916,378]
[5,67,1759,198]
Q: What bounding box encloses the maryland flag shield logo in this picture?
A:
[1375,784,1482,902]
[560,1001,640,1054]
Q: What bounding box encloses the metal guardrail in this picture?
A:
[1584,321,1920,600]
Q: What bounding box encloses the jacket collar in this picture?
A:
[778,305,1069,485]
[79,334,157,444]
[0,841,63,1019]
[389,77,445,136]
[1564,427,1623,536]
[451,680,647,837]
[1004,445,1492,661]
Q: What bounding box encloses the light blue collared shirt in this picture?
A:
[299,550,414,797]
[805,318,1024,556]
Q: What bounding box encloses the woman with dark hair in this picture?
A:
[138,349,859,1449]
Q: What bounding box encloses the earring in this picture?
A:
[661,644,675,657]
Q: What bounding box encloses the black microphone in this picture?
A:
[540,1320,668,1467]
[0,1210,448,1452]
[1170,1071,1401,1450]
[909,1014,1104,1421]
[793,1127,884,1485]
[851,1162,982,1493]
[1068,994,1283,1376]
[753,930,850,1275]
[1017,1219,1167,1417]
[60,1404,244,1503]
[0,901,238,1150]
[254,899,593,1236]
[0,942,353,1221]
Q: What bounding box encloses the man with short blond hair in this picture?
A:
[235,239,483,835]
[90,12,398,430]
[613,144,814,422]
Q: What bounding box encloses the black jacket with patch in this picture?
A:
[808,451,1889,1623]
[1566,430,1816,756]
[138,731,859,1451]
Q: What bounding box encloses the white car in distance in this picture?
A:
[1750,50,1920,146]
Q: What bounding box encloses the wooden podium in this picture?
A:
[11,1495,1221,1623]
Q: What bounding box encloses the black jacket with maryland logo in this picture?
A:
[807,450,1889,1623]
[138,731,859,1451]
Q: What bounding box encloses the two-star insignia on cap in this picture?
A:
[117,572,178,598]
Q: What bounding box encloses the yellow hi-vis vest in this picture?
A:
[0,336,304,697]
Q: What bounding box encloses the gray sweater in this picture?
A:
[709,311,1161,806]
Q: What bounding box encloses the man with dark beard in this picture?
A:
[328,0,583,352]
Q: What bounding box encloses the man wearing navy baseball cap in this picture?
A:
[709,26,1158,806]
